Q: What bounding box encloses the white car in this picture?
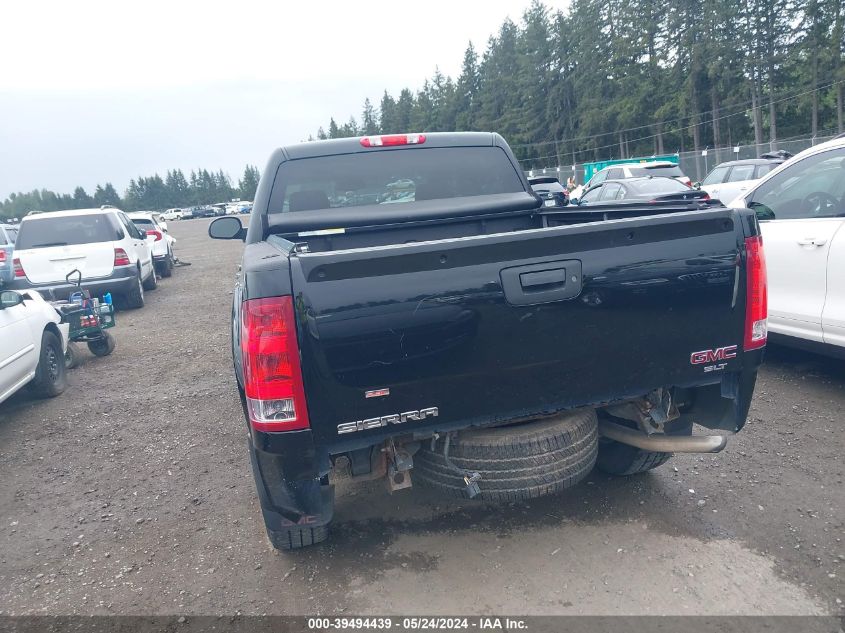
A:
[161,208,184,221]
[0,288,69,404]
[699,158,784,204]
[729,135,845,355]
[571,161,691,200]
[9,208,157,309]
[129,212,176,278]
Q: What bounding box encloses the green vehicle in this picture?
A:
[582,154,680,182]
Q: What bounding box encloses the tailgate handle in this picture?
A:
[501,260,582,306]
[520,268,567,289]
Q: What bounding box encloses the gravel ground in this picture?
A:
[0,217,842,616]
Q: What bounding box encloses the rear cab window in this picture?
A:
[268,146,524,213]
[727,165,756,182]
[530,179,566,194]
[629,165,684,178]
[755,163,779,178]
[131,218,156,231]
[702,166,730,185]
[16,214,121,249]
[628,178,688,194]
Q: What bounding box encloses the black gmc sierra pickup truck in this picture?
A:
[209,132,767,550]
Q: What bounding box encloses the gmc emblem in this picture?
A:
[690,345,738,365]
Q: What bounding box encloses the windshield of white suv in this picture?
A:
[15,213,120,249]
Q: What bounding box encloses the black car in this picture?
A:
[528,176,569,207]
[577,176,708,205]
[190,206,217,218]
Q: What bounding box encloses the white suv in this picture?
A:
[10,208,156,309]
[129,212,177,278]
[729,136,845,355]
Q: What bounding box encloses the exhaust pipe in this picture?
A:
[599,421,727,454]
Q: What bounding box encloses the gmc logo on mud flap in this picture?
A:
[690,345,737,372]
[337,407,439,434]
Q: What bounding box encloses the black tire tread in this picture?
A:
[415,409,598,501]
[87,331,116,357]
[595,440,672,476]
[124,271,145,309]
[160,254,173,278]
[142,266,158,290]
[30,331,67,398]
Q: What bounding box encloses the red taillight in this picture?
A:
[241,296,309,432]
[0,251,5,263]
[700,192,710,200]
[360,133,426,148]
[113,248,131,267]
[146,230,163,241]
[744,235,768,350]
[13,257,25,278]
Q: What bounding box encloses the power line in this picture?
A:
[510,78,845,153]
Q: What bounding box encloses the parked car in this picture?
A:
[209,132,766,550]
[188,206,216,218]
[8,208,156,308]
[729,136,845,356]
[699,158,785,204]
[0,288,69,404]
[129,212,176,278]
[162,208,184,221]
[150,212,168,232]
[0,223,19,286]
[527,176,569,207]
[571,160,692,199]
[576,176,710,205]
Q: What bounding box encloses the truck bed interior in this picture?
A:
[267,198,724,254]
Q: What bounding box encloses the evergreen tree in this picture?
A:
[238,165,261,200]
[379,91,398,133]
[361,98,379,135]
[72,186,93,209]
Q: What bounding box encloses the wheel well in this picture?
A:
[44,322,61,342]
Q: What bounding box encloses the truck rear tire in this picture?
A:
[414,409,598,501]
[595,440,672,476]
[266,525,329,551]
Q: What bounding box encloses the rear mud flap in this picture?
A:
[248,440,334,528]
[677,371,758,432]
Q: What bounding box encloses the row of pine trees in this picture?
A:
[315,0,845,169]
[0,166,260,220]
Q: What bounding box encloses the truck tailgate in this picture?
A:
[290,208,748,446]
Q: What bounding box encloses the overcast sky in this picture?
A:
[0,0,570,200]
